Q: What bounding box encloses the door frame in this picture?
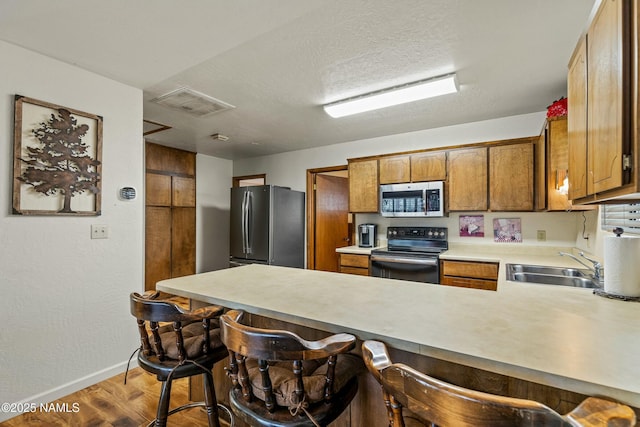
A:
[306,165,348,270]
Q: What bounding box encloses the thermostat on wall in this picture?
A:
[119,187,137,201]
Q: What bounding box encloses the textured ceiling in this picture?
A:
[0,0,595,160]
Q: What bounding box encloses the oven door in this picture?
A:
[370,253,440,284]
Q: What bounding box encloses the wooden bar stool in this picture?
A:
[130,291,231,427]
[362,340,636,427]
[219,309,365,427]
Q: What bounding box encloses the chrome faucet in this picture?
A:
[558,251,603,280]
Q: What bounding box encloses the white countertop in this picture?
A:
[157,252,640,407]
[335,245,383,255]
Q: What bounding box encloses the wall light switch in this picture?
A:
[91,224,109,239]
[537,230,546,241]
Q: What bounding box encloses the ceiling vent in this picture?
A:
[151,87,235,117]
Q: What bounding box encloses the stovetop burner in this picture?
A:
[372,226,448,255]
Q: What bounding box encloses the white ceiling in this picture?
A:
[0,0,595,160]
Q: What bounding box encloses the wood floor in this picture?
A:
[0,367,229,427]
[1,293,233,426]
[2,293,231,426]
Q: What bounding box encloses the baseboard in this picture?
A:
[0,358,139,423]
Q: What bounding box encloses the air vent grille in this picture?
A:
[151,87,235,117]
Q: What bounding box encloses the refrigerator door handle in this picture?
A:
[241,191,248,254]
[245,191,252,254]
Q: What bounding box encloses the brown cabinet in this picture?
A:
[568,0,638,203]
[543,117,595,211]
[489,142,534,211]
[379,151,447,184]
[410,151,447,182]
[586,0,627,195]
[145,142,196,291]
[568,36,589,201]
[534,130,547,211]
[440,259,499,291]
[349,138,538,213]
[348,158,379,212]
[339,253,370,276]
[546,118,570,210]
[379,155,410,184]
[448,147,488,211]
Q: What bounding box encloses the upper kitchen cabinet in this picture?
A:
[350,138,536,214]
[568,0,638,202]
[378,151,447,184]
[449,140,534,213]
[379,155,410,184]
[348,158,379,212]
[410,151,447,182]
[448,147,488,211]
[546,117,572,211]
[568,36,589,201]
[544,117,596,211]
[535,129,547,210]
[489,140,535,211]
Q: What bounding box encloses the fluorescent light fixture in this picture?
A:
[323,73,458,118]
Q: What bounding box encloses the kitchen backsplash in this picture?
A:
[355,210,594,248]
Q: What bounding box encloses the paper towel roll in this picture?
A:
[604,235,640,297]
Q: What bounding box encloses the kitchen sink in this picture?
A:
[506,264,600,289]
[507,264,588,277]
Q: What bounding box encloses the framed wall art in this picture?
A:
[12,95,103,216]
[459,215,484,237]
[493,218,522,243]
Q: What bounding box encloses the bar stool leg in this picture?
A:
[203,371,221,427]
[155,379,172,427]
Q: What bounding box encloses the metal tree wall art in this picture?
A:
[13,96,103,215]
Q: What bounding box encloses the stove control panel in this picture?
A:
[387,227,448,241]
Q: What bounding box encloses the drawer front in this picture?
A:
[441,260,498,280]
[340,254,370,269]
[339,266,370,276]
[441,276,497,291]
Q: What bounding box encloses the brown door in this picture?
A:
[314,173,349,272]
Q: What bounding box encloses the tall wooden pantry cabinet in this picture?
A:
[145,142,196,291]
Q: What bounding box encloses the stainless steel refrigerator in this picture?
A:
[229,185,305,268]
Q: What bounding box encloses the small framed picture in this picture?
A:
[12,95,103,216]
[493,218,522,243]
[459,215,484,237]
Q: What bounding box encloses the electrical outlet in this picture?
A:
[537,230,546,241]
[91,224,109,239]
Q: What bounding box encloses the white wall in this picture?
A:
[0,41,143,421]
[196,154,233,272]
[575,208,608,260]
[233,111,583,249]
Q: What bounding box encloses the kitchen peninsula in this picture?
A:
[156,261,640,417]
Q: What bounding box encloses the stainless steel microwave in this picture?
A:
[380,181,444,217]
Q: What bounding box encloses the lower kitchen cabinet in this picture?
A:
[440,259,499,291]
[339,253,370,276]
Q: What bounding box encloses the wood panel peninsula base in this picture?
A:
[157,264,640,425]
